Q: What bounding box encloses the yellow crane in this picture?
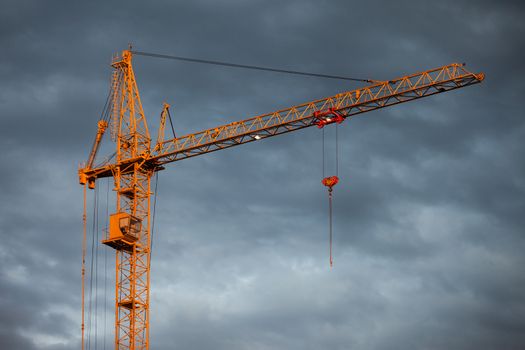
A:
[78,49,484,349]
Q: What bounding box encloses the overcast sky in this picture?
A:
[1,1,524,349]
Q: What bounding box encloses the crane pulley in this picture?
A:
[78,49,484,350]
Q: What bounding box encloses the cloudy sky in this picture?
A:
[1,0,524,349]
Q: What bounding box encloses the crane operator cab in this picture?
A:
[102,212,142,252]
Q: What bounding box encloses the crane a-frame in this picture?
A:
[78,49,484,350]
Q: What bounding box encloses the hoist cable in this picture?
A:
[99,85,112,122]
[336,124,339,177]
[321,124,339,268]
[329,189,333,268]
[322,128,325,179]
[166,108,177,139]
[87,185,98,350]
[103,179,109,350]
[131,50,374,83]
[81,184,87,350]
[150,172,159,264]
[94,185,100,350]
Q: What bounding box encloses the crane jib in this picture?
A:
[79,61,483,185]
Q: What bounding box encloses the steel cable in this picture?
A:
[329,189,333,268]
[103,178,109,350]
[150,172,159,265]
[87,185,99,350]
[131,50,374,83]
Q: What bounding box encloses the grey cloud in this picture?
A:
[1,0,524,349]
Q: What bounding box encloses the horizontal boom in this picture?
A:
[79,62,483,182]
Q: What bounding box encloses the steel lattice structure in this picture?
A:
[78,50,484,350]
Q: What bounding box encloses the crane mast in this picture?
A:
[79,49,484,350]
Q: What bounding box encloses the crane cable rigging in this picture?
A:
[129,49,349,268]
[87,49,363,269]
[82,178,112,350]
[84,184,99,350]
[130,50,376,83]
[89,48,374,170]
[321,124,340,268]
[93,49,375,135]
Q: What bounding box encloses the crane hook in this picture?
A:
[322,175,339,267]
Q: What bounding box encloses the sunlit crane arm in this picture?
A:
[80,62,483,182]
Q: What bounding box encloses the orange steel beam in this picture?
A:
[86,120,108,169]
[152,63,484,165]
[81,62,484,182]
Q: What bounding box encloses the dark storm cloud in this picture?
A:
[1,0,524,349]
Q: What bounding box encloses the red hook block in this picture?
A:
[322,176,339,190]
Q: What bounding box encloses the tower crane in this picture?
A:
[78,49,484,350]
